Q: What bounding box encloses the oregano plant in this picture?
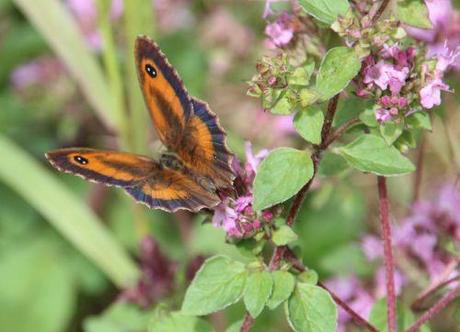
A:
[175,1,460,331]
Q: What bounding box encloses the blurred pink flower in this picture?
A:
[362,183,460,282]
[10,57,63,89]
[154,0,193,33]
[325,276,374,332]
[120,236,176,308]
[265,12,294,47]
[405,0,460,71]
[66,0,123,51]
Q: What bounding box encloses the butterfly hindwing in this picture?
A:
[177,98,234,188]
[46,148,157,186]
[46,148,220,212]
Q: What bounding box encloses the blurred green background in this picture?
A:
[1,0,460,331]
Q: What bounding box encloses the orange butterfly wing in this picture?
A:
[46,148,220,212]
[135,36,191,150]
[135,36,234,188]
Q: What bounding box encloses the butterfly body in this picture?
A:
[46,36,234,212]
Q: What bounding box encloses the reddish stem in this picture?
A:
[320,282,379,332]
[412,134,425,204]
[378,176,397,332]
[411,274,460,312]
[406,284,460,332]
[239,312,254,332]
[370,0,391,25]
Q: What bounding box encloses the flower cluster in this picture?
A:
[364,184,460,281]
[327,183,460,331]
[66,0,123,51]
[120,236,176,308]
[212,143,274,238]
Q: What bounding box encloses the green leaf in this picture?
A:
[84,302,151,332]
[286,283,337,332]
[337,134,415,176]
[149,312,214,332]
[13,0,117,130]
[380,120,404,145]
[407,112,432,130]
[267,271,296,310]
[396,0,433,29]
[0,238,76,332]
[369,299,431,332]
[0,135,139,287]
[294,106,325,144]
[300,88,320,107]
[320,243,373,277]
[298,0,350,24]
[226,320,243,332]
[298,270,319,285]
[289,62,315,85]
[359,106,379,128]
[243,271,273,318]
[334,96,373,126]
[272,225,299,246]
[253,148,314,211]
[316,47,361,101]
[318,152,349,177]
[181,256,247,315]
[271,92,293,115]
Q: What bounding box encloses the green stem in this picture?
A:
[123,0,155,154]
[97,0,130,149]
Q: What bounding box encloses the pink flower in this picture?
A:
[362,235,383,261]
[66,0,123,51]
[212,143,270,238]
[435,43,460,73]
[265,12,294,47]
[375,107,398,123]
[325,276,374,331]
[244,141,269,178]
[364,61,409,94]
[405,0,460,71]
[405,0,452,42]
[420,78,450,109]
[10,57,63,89]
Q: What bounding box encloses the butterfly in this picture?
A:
[46,36,235,212]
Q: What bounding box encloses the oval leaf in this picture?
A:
[380,120,404,145]
[396,0,433,29]
[149,312,214,332]
[316,47,361,101]
[272,225,299,246]
[299,0,349,24]
[294,106,324,145]
[181,256,247,316]
[337,134,415,176]
[267,271,296,310]
[243,271,273,318]
[253,148,314,211]
[286,283,337,332]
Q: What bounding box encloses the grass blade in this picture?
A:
[0,135,139,287]
[13,0,117,131]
